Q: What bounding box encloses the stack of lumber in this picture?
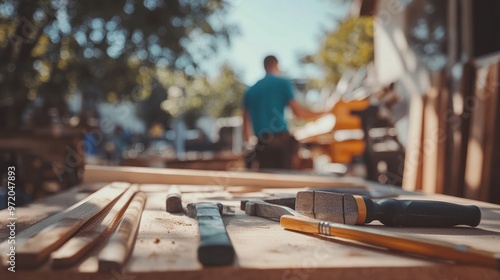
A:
[402,62,500,203]
[0,182,146,270]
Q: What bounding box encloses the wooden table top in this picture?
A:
[1,182,499,280]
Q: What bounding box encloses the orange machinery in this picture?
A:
[295,98,370,164]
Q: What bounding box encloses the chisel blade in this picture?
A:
[296,191,359,225]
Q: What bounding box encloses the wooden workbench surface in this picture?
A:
[1,182,499,280]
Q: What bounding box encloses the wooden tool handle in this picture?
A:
[280,215,499,270]
[189,202,235,266]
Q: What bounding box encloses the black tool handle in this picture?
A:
[363,197,481,227]
[188,202,235,266]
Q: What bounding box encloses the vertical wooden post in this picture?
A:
[454,62,477,197]
[487,62,500,204]
[421,71,448,194]
[464,63,500,201]
[402,94,425,192]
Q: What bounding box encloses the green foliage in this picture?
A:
[201,64,246,119]
[0,0,237,129]
[405,0,447,71]
[304,16,374,85]
[151,64,245,129]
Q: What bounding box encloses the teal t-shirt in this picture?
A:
[243,74,294,137]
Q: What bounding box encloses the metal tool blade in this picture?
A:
[240,196,296,211]
[295,191,359,225]
[244,201,299,221]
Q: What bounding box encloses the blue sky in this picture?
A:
[203,0,350,85]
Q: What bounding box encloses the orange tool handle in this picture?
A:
[280,215,499,270]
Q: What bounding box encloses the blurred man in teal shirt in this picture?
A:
[243,55,326,169]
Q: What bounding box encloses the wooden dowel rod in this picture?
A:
[280,215,500,270]
[98,192,147,272]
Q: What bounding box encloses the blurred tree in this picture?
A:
[302,16,374,86]
[405,0,447,72]
[135,78,171,131]
[200,64,245,119]
[151,64,245,130]
[0,0,237,130]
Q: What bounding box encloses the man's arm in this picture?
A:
[243,110,253,142]
[288,100,328,120]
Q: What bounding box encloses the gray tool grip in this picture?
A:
[363,197,482,227]
[188,202,235,266]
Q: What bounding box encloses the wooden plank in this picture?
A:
[124,190,201,273]
[418,71,449,195]
[14,182,130,268]
[450,62,477,197]
[50,185,139,267]
[83,165,365,189]
[442,81,457,196]
[464,66,489,200]
[98,192,146,272]
[436,72,450,195]
[402,94,425,191]
[0,190,90,266]
[480,63,498,201]
[421,74,441,194]
[488,63,500,204]
[464,63,499,201]
[0,183,102,267]
[444,0,462,197]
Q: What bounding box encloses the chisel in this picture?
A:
[296,191,481,227]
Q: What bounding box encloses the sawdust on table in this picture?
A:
[346,251,367,257]
[165,219,193,231]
